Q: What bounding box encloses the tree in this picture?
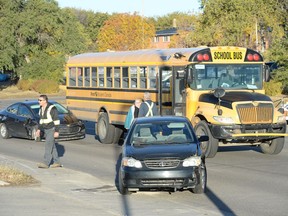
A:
[165,12,198,48]
[0,0,24,71]
[263,0,288,93]
[66,8,109,51]
[97,13,155,51]
[0,0,90,82]
[194,0,285,49]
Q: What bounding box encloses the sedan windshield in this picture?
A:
[30,102,69,116]
[130,122,195,145]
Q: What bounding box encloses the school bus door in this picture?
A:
[172,66,186,116]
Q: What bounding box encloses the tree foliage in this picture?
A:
[0,0,23,71]
[0,0,89,82]
[195,0,285,49]
[0,0,287,92]
[67,8,109,51]
[97,13,155,51]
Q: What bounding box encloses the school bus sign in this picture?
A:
[210,47,246,63]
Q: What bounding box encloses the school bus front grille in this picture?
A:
[237,103,273,124]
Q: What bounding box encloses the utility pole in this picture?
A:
[141,0,144,49]
[255,19,258,51]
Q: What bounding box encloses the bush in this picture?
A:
[264,81,282,96]
[16,80,34,91]
[32,80,59,94]
[17,79,59,94]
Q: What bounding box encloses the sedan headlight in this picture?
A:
[122,157,142,168]
[213,116,234,124]
[183,156,201,167]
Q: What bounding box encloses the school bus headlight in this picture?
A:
[213,116,234,124]
[277,116,286,123]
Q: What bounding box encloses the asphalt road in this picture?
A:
[1,130,288,215]
[1,97,288,215]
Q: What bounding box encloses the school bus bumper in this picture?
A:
[210,123,287,140]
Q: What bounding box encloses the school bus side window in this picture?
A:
[162,68,172,89]
[92,67,97,87]
[107,67,112,87]
[149,66,157,89]
[114,67,120,88]
[84,67,90,87]
[140,66,147,88]
[69,67,76,87]
[130,66,137,88]
[78,67,83,87]
[98,67,104,87]
[123,67,129,88]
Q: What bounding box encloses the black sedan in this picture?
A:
[118,116,208,195]
[0,100,85,141]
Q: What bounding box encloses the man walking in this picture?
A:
[138,92,158,117]
[36,95,62,168]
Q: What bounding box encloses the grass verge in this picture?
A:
[0,165,38,186]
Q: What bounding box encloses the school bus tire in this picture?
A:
[97,112,115,144]
[260,137,284,155]
[112,127,122,144]
[195,121,218,158]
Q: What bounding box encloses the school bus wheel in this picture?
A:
[260,137,285,155]
[96,112,115,144]
[194,121,219,158]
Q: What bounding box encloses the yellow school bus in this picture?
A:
[66,46,287,157]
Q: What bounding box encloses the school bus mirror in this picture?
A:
[278,107,284,114]
[198,135,209,142]
[263,65,271,82]
[218,109,223,116]
[213,87,225,99]
[187,78,193,84]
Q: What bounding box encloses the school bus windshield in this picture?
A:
[188,64,263,90]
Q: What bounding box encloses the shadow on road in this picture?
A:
[56,143,65,157]
[206,187,236,216]
[218,145,262,154]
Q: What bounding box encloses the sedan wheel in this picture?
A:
[191,163,207,194]
[118,169,131,195]
[31,127,38,140]
[0,123,10,139]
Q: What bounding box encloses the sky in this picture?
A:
[56,0,201,17]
